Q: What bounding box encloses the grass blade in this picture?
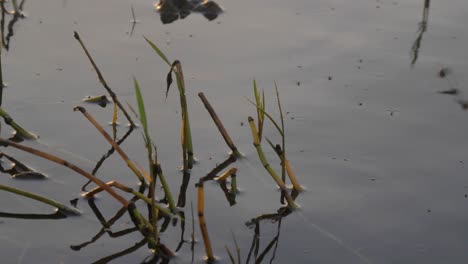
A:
[144,36,171,66]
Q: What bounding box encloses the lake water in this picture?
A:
[1,0,468,263]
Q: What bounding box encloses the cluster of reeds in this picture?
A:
[247,81,302,209]
[0,32,303,263]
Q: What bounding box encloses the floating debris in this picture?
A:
[83,95,111,108]
[155,0,223,24]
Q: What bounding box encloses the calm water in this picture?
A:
[1,0,468,263]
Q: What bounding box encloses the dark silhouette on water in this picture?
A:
[155,0,223,24]
[411,0,430,66]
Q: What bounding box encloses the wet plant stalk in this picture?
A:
[247,117,297,209]
[73,31,136,127]
[197,180,215,262]
[0,138,128,206]
[144,38,194,169]
[82,180,173,218]
[155,163,176,212]
[133,76,159,240]
[127,202,158,249]
[0,184,81,215]
[174,61,194,169]
[74,106,149,184]
[216,167,238,194]
[0,107,37,139]
[198,92,242,158]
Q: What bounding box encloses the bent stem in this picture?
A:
[0,184,81,215]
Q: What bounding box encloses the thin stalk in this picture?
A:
[0,184,81,215]
[247,117,297,209]
[82,180,173,218]
[155,163,176,212]
[0,107,37,139]
[74,106,149,184]
[133,77,158,242]
[174,61,194,169]
[73,31,136,127]
[275,83,287,186]
[198,92,242,158]
[112,102,118,140]
[0,138,128,206]
[127,202,158,249]
[197,180,215,262]
[144,38,194,169]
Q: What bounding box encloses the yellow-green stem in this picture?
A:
[0,184,81,215]
[248,117,297,209]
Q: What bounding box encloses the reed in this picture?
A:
[144,37,194,170]
[198,92,242,158]
[82,180,173,218]
[0,137,129,206]
[247,85,303,193]
[247,117,297,209]
[0,107,37,139]
[0,184,81,215]
[73,31,136,127]
[73,106,149,184]
[197,179,215,262]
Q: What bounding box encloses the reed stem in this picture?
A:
[197,180,215,262]
[0,137,129,206]
[0,184,81,215]
[198,92,242,158]
[247,117,297,209]
[74,106,149,184]
[0,107,37,139]
[73,31,136,127]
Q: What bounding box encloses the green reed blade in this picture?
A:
[144,36,171,66]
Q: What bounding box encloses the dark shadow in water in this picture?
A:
[81,125,134,191]
[411,0,430,66]
[0,0,26,51]
[0,0,26,105]
[245,207,291,264]
[177,154,238,208]
[91,238,147,264]
[155,0,223,24]
[70,191,144,251]
[0,152,47,179]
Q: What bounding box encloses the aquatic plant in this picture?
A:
[0,34,302,263]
